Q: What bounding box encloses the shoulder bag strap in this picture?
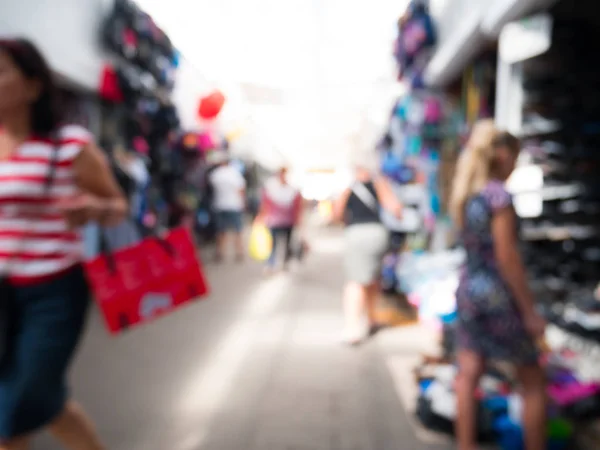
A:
[45,132,60,192]
[351,182,379,213]
[1,132,59,277]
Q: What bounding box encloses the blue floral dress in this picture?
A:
[455,180,538,364]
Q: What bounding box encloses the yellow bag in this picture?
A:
[248,224,272,261]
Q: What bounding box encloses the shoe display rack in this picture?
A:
[513,15,600,300]
[508,10,600,446]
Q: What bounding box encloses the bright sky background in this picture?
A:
[137,0,410,169]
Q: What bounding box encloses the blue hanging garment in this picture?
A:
[407,136,422,157]
[172,49,180,68]
[381,151,403,182]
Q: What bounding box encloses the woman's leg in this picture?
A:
[48,401,105,450]
[342,281,367,343]
[214,212,226,261]
[282,226,294,270]
[267,228,279,269]
[233,212,245,260]
[0,436,30,450]
[365,282,380,329]
[365,227,389,333]
[455,350,484,450]
[517,364,546,450]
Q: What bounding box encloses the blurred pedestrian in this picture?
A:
[0,39,127,450]
[450,120,546,450]
[208,151,246,262]
[333,160,402,345]
[255,167,302,274]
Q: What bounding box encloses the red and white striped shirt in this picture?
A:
[0,125,92,284]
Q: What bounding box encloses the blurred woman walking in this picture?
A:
[333,160,402,345]
[0,39,127,450]
[256,167,303,274]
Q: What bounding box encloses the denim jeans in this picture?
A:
[268,226,294,267]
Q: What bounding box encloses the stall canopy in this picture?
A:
[424,0,557,87]
[423,9,485,87]
[481,0,559,37]
[423,0,488,87]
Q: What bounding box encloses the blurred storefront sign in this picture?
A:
[499,13,553,64]
[482,0,558,37]
[424,0,556,87]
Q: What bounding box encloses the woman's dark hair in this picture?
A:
[0,38,63,136]
[492,131,520,154]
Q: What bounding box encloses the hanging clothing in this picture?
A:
[381,183,429,233]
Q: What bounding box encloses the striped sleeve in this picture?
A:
[56,124,93,162]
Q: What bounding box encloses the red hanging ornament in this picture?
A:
[98,64,124,103]
[198,90,225,120]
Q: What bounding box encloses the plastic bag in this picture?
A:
[248,224,272,261]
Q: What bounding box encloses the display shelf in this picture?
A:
[521,224,598,242]
[511,7,600,291]
[512,183,583,201]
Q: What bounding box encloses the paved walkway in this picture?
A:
[33,226,453,450]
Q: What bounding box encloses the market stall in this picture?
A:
[409,2,600,449]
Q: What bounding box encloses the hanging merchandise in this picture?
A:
[198,131,218,153]
[102,0,177,92]
[420,148,441,217]
[394,1,436,80]
[198,90,226,120]
[424,96,443,125]
[381,151,416,184]
[102,4,137,61]
[99,0,187,236]
[225,126,245,143]
[179,131,200,154]
[99,65,124,103]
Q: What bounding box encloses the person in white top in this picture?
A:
[208,152,246,261]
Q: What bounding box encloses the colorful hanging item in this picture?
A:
[98,64,124,103]
[198,90,226,120]
[198,132,216,152]
[395,1,436,79]
[225,126,245,143]
[181,132,199,152]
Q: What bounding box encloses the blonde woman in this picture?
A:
[450,120,546,450]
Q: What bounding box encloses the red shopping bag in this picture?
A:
[84,227,209,334]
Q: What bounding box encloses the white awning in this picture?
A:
[481,0,558,37]
[423,8,486,87]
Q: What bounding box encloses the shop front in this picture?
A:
[409,2,600,449]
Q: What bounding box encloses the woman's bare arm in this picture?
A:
[255,188,268,223]
[332,188,351,223]
[492,207,536,316]
[72,142,128,226]
[374,177,402,217]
